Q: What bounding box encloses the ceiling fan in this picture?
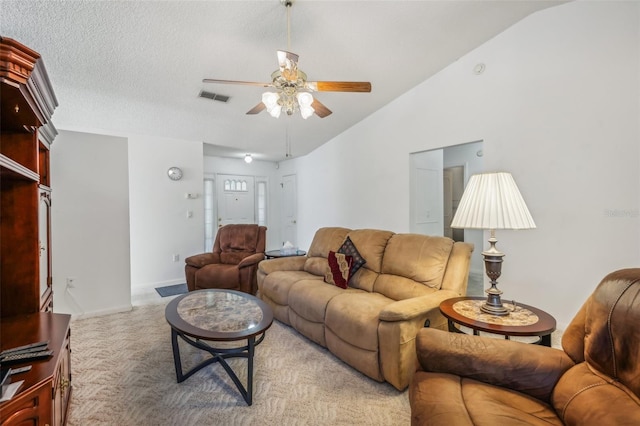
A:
[202,0,371,119]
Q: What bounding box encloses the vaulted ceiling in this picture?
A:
[1,1,565,161]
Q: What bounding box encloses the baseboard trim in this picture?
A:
[70,304,133,320]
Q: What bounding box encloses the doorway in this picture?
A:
[443,165,465,242]
[280,174,297,247]
[410,141,484,291]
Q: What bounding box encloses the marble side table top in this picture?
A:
[453,299,539,326]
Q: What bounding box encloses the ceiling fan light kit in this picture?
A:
[202,0,371,120]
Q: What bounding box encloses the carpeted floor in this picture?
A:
[67,302,411,425]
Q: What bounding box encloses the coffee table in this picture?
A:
[165,289,273,405]
[439,297,556,347]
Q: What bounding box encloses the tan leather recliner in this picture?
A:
[409,268,640,425]
[185,224,266,295]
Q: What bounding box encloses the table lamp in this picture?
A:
[451,172,536,316]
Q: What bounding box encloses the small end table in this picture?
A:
[439,297,556,347]
[265,249,306,259]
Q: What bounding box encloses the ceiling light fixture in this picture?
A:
[244,154,253,163]
[261,0,315,120]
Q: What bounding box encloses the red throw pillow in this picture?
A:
[325,251,353,289]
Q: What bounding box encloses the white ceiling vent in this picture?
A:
[198,90,230,103]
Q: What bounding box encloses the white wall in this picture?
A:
[284,0,640,329]
[203,155,281,250]
[128,135,204,296]
[51,130,131,317]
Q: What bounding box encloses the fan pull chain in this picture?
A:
[286,1,292,51]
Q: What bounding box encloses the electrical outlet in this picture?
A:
[66,277,76,288]
[172,254,180,262]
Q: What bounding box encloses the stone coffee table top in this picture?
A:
[177,290,265,333]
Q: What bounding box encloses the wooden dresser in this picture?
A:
[1,37,69,425]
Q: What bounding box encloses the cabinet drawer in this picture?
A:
[0,380,52,426]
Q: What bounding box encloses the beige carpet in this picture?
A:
[67,302,411,425]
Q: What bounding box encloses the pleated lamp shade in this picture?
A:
[451,172,536,230]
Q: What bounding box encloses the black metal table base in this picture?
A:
[170,329,266,405]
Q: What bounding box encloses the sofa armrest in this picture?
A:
[238,253,265,269]
[185,253,219,268]
[379,291,459,322]
[416,328,575,403]
[258,256,307,275]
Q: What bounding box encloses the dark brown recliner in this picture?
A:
[185,224,266,295]
[409,268,640,425]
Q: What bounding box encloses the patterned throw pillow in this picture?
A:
[338,236,366,279]
[325,251,353,289]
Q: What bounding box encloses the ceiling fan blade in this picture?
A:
[246,102,266,115]
[305,81,372,93]
[311,99,332,118]
[203,79,272,88]
[277,50,299,82]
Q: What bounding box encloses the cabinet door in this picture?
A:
[39,190,53,311]
[53,331,72,426]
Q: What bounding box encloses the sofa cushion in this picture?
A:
[261,270,322,306]
[307,227,351,258]
[346,229,394,274]
[374,274,435,301]
[289,281,352,324]
[410,372,563,426]
[325,292,394,351]
[552,359,640,425]
[325,251,352,289]
[377,234,454,296]
[304,257,330,276]
[195,263,237,290]
[337,236,366,278]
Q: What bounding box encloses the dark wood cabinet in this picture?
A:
[1,36,58,317]
[1,37,69,425]
[0,313,72,425]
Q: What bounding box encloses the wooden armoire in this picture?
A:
[1,36,72,426]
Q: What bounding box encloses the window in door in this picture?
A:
[256,179,267,227]
[204,178,215,251]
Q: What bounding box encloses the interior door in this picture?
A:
[443,168,453,239]
[216,174,255,228]
[410,149,444,236]
[281,174,297,247]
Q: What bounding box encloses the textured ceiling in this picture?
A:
[1,0,564,161]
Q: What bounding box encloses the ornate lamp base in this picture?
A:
[481,231,509,316]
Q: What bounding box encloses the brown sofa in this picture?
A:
[257,227,473,390]
[409,268,640,425]
[185,224,266,295]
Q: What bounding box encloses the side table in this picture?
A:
[439,297,556,347]
[265,249,307,259]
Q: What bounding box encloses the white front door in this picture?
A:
[410,149,444,236]
[216,174,256,229]
[281,174,297,247]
